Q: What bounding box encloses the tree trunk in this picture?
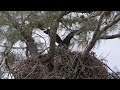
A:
[20,27,38,56]
[26,38,38,56]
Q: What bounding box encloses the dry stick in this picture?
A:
[104,64,120,79]
[103,51,111,59]
[24,60,39,79]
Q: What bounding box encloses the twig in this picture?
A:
[23,59,39,79]
[104,64,120,79]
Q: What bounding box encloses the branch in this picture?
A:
[93,11,107,39]
[83,12,120,55]
[100,15,120,34]
[0,45,26,49]
[113,12,120,20]
[99,34,120,39]
[83,11,106,55]
[104,64,120,79]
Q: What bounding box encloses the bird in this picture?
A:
[44,29,78,49]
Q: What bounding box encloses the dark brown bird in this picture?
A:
[44,29,78,49]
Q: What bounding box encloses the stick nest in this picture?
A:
[11,49,108,79]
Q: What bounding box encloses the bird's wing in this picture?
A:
[62,30,78,46]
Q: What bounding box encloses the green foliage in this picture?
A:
[7,52,18,66]
[37,11,58,28]
[0,29,6,43]
[0,26,20,45]
[5,28,20,44]
[80,18,98,31]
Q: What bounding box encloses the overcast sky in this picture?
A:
[93,38,120,71]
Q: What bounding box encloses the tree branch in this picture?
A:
[83,11,106,55]
[100,15,120,35]
[92,11,106,39]
[2,11,38,56]
[100,34,120,39]
[0,45,26,49]
[83,12,120,56]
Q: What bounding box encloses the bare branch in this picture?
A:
[104,64,120,79]
[100,34,120,39]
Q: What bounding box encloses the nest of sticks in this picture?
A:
[11,48,108,79]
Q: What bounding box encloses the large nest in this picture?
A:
[11,49,108,79]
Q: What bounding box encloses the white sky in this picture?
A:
[94,38,120,71]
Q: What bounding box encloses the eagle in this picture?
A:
[44,29,78,49]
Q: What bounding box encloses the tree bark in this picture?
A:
[83,12,120,56]
[20,27,38,56]
[100,34,120,39]
[83,11,106,55]
[47,12,71,71]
